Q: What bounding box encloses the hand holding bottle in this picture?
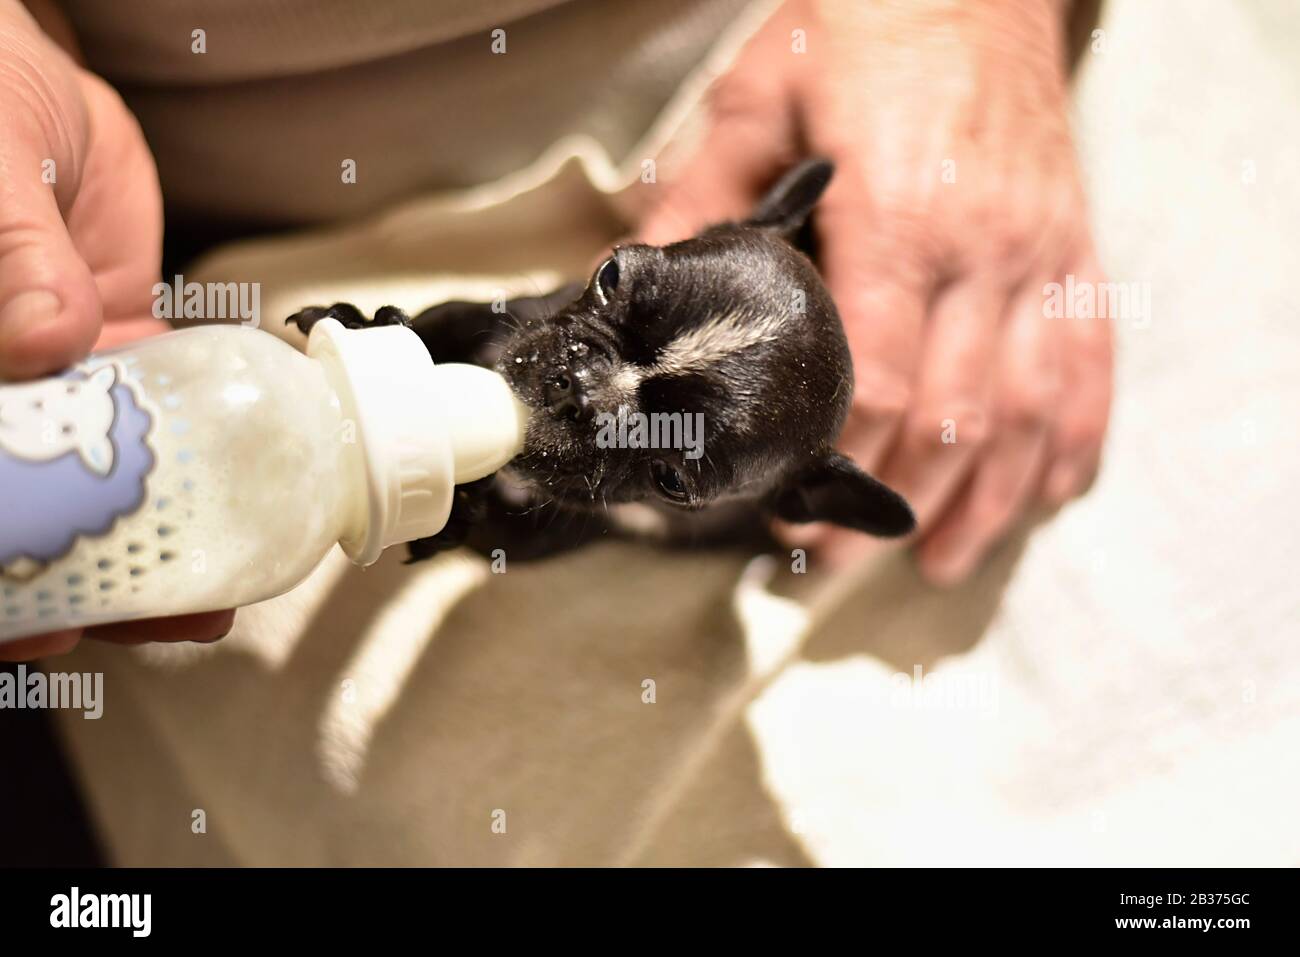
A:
[0,0,233,659]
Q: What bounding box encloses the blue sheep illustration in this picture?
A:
[0,363,156,581]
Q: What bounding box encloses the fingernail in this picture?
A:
[193,628,232,645]
[0,290,62,339]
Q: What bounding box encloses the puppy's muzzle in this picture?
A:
[543,367,592,422]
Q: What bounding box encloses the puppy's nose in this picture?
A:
[543,368,592,422]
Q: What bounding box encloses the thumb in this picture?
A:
[637,99,795,246]
[0,21,101,378]
[635,6,805,245]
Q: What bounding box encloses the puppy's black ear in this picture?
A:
[747,159,834,237]
[770,451,916,537]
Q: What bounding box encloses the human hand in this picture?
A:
[0,1,234,659]
[636,0,1112,582]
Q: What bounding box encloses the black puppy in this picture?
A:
[289,159,915,561]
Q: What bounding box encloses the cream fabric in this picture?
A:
[61,0,754,224]
[56,0,1300,866]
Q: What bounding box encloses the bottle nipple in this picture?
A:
[426,363,531,484]
[306,318,529,564]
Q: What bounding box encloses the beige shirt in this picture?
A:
[61,0,753,226]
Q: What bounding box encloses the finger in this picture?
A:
[83,609,236,646]
[778,257,929,557]
[813,526,899,572]
[818,174,932,473]
[0,628,81,661]
[94,314,169,350]
[917,280,1060,584]
[875,279,1005,529]
[1042,254,1114,505]
[635,7,802,245]
[0,29,101,378]
[68,71,164,329]
[637,112,792,246]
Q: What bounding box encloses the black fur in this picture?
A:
[287,159,915,562]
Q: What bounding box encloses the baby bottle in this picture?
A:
[0,319,529,644]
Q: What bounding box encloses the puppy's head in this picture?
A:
[499,159,914,538]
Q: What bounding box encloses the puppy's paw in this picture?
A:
[403,478,493,563]
[285,302,369,335]
[372,305,413,328]
[285,303,412,336]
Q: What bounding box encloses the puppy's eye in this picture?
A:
[594,256,619,304]
[649,459,689,505]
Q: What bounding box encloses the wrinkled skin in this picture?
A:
[637,0,1113,580]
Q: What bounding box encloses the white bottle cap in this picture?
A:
[306,318,530,565]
